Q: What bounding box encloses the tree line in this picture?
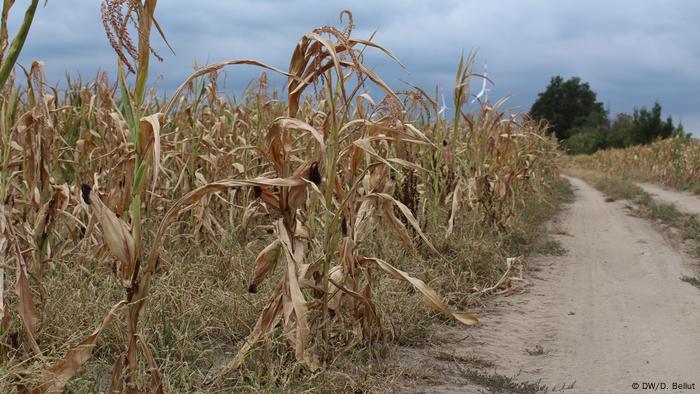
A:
[530,76,688,154]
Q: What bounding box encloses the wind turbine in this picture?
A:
[472,64,490,104]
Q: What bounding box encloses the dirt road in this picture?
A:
[639,182,700,216]
[401,176,700,393]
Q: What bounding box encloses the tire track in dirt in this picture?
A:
[399,176,700,393]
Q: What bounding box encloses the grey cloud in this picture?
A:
[7,0,700,133]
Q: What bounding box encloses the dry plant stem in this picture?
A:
[124,148,151,391]
[321,69,339,352]
[134,0,157,106]
[116,1,159,386]
[0,84,18,201]
[87,50,156,391]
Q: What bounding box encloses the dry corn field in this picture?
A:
[0,4,563,393]
[569,137,700,192]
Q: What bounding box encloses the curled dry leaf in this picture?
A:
[474,257,526,294]
[248,239,281,293]
[269,117,325,151]
[81,184,137,288]
[32,188,67,244]
[446,178,464,237]
[145,176,308,277]
[162,59,295,117]
[379,200,417,254]
[253,186,281,213]
[277,220,315,369]
[358,257,478,325]
[367,192,440,255]
[139,113,163,194]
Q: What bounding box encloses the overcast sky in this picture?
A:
[9,0,700,133]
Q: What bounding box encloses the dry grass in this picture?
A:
[0,9,562,392]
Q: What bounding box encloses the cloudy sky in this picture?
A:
[9,0,700,133]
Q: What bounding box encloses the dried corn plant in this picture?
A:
[139,13,478,376]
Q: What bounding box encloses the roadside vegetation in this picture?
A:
[569,138,700,193]
[0,5,568,393]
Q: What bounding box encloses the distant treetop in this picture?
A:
[530,76,607,141]
[530,75,685,154]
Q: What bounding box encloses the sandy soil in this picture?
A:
[638,183,700,216]
[397,176,700,393]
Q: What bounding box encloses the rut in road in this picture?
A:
[400,176,700,394]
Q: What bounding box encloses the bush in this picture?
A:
[562,129,607,154]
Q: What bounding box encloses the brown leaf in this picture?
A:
[163,60,295,118]
[34,301,126,393]
[359,257,478,325]
[446,178,464,237]
[15,264,40,354]
[248,240,281,293]
[276,219,316,370]
[81,184,136,288]
[139,113,163,194]
[3,202,41,355]
[269,117,325,151]
[368,193,440,255]
[380,201,417,254]
[255,186,282,213]
[107,353,126,394]
[327,265,346,312]
[138,335,164,394]
[224,283,285,374]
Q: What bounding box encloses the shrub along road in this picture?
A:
[402,176,700,393]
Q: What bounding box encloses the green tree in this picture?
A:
[604,103,685,152]
[626,102,675,145]
[672,122,690,139]
[607,113,634,148]
[530,76,607,140]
